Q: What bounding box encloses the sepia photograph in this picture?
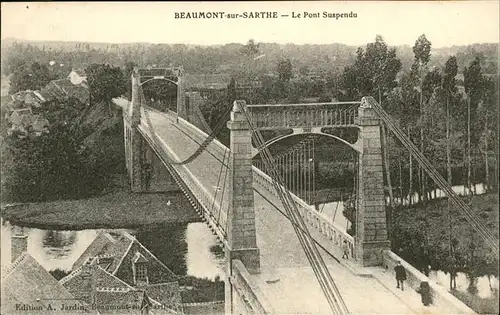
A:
[0,1,499,314]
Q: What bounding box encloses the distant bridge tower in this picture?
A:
[124,68,182,193]
[124,69,143,192]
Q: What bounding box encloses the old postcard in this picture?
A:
[1,1,499,314]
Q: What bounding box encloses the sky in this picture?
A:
[1,1,499,48]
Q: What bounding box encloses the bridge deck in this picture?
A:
[141,108,451,315]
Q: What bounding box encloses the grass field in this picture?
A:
[392,192,499,268]
[1,190,201,230]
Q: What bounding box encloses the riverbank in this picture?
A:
[391,192,499,312]
[393,192,498,251]
[1,190,201,230]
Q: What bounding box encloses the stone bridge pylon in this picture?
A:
[354,99,390,266]
[124,68,180,193]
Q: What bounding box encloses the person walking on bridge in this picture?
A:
[342,240,349,259]
[394,261,407,291]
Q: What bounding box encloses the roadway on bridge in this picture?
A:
[142,109,445,315]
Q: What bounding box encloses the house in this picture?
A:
[40,79,89,104]
[1,232,93,314]
[60,263,178,314]
[8,108,34,136]
[65,230,184,314]
[1,230,178,315]
[7,108,49,137]
[8,90,45,111]
[32,116,50,136]
[68,69,87,85]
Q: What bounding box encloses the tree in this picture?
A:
[367,36,402,208]
[277,58,293,83]
[413,34,432,204]
[478,76,499,191]
[341,36,402,207]
[0,96,110,202]
[85,63,127,105]
[442,56,459,288]
[463,57,483,195]
[442,56,459,188]
[9,62,51,94]
[299,65,310,76]
[241,39,260,57]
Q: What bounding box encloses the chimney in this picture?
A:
[11,230,28,263]
[81,263,97,305]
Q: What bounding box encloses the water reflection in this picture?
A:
[1,221,98,271]
[429,270,499,299]
[185,222,224,279]
[133,223,189,276]
[1,220,223,280]
[398,183,486,205]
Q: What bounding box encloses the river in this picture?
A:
[1,220,224,280]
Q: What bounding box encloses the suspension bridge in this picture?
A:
[122,68,496,315]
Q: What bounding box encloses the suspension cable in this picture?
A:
[221,152,230,235]
[240,102,349,315]
[319,149,352,213]
[369,98,499,256]
[212,149,228,221]
[140,86,233,166]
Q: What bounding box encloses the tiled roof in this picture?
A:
[60,264,178,315]
[139,282,183,313]
[61,265,133,294]
[93,288,178,314]
[9,109,32,126]
[105,232,135,274]
[94,289,145,314]
[72,231,117,270]
[71,230,178,286]
[32,116,49,132]
[9,90,45,109]
[39,79,89,104]
[118,234,178,282]
[1,253,87,314]
[72,231,136,275]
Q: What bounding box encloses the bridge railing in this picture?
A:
[247,102,360,130]
[138,108,228,240]
[252,166,355,258]
[230,260,275,314]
